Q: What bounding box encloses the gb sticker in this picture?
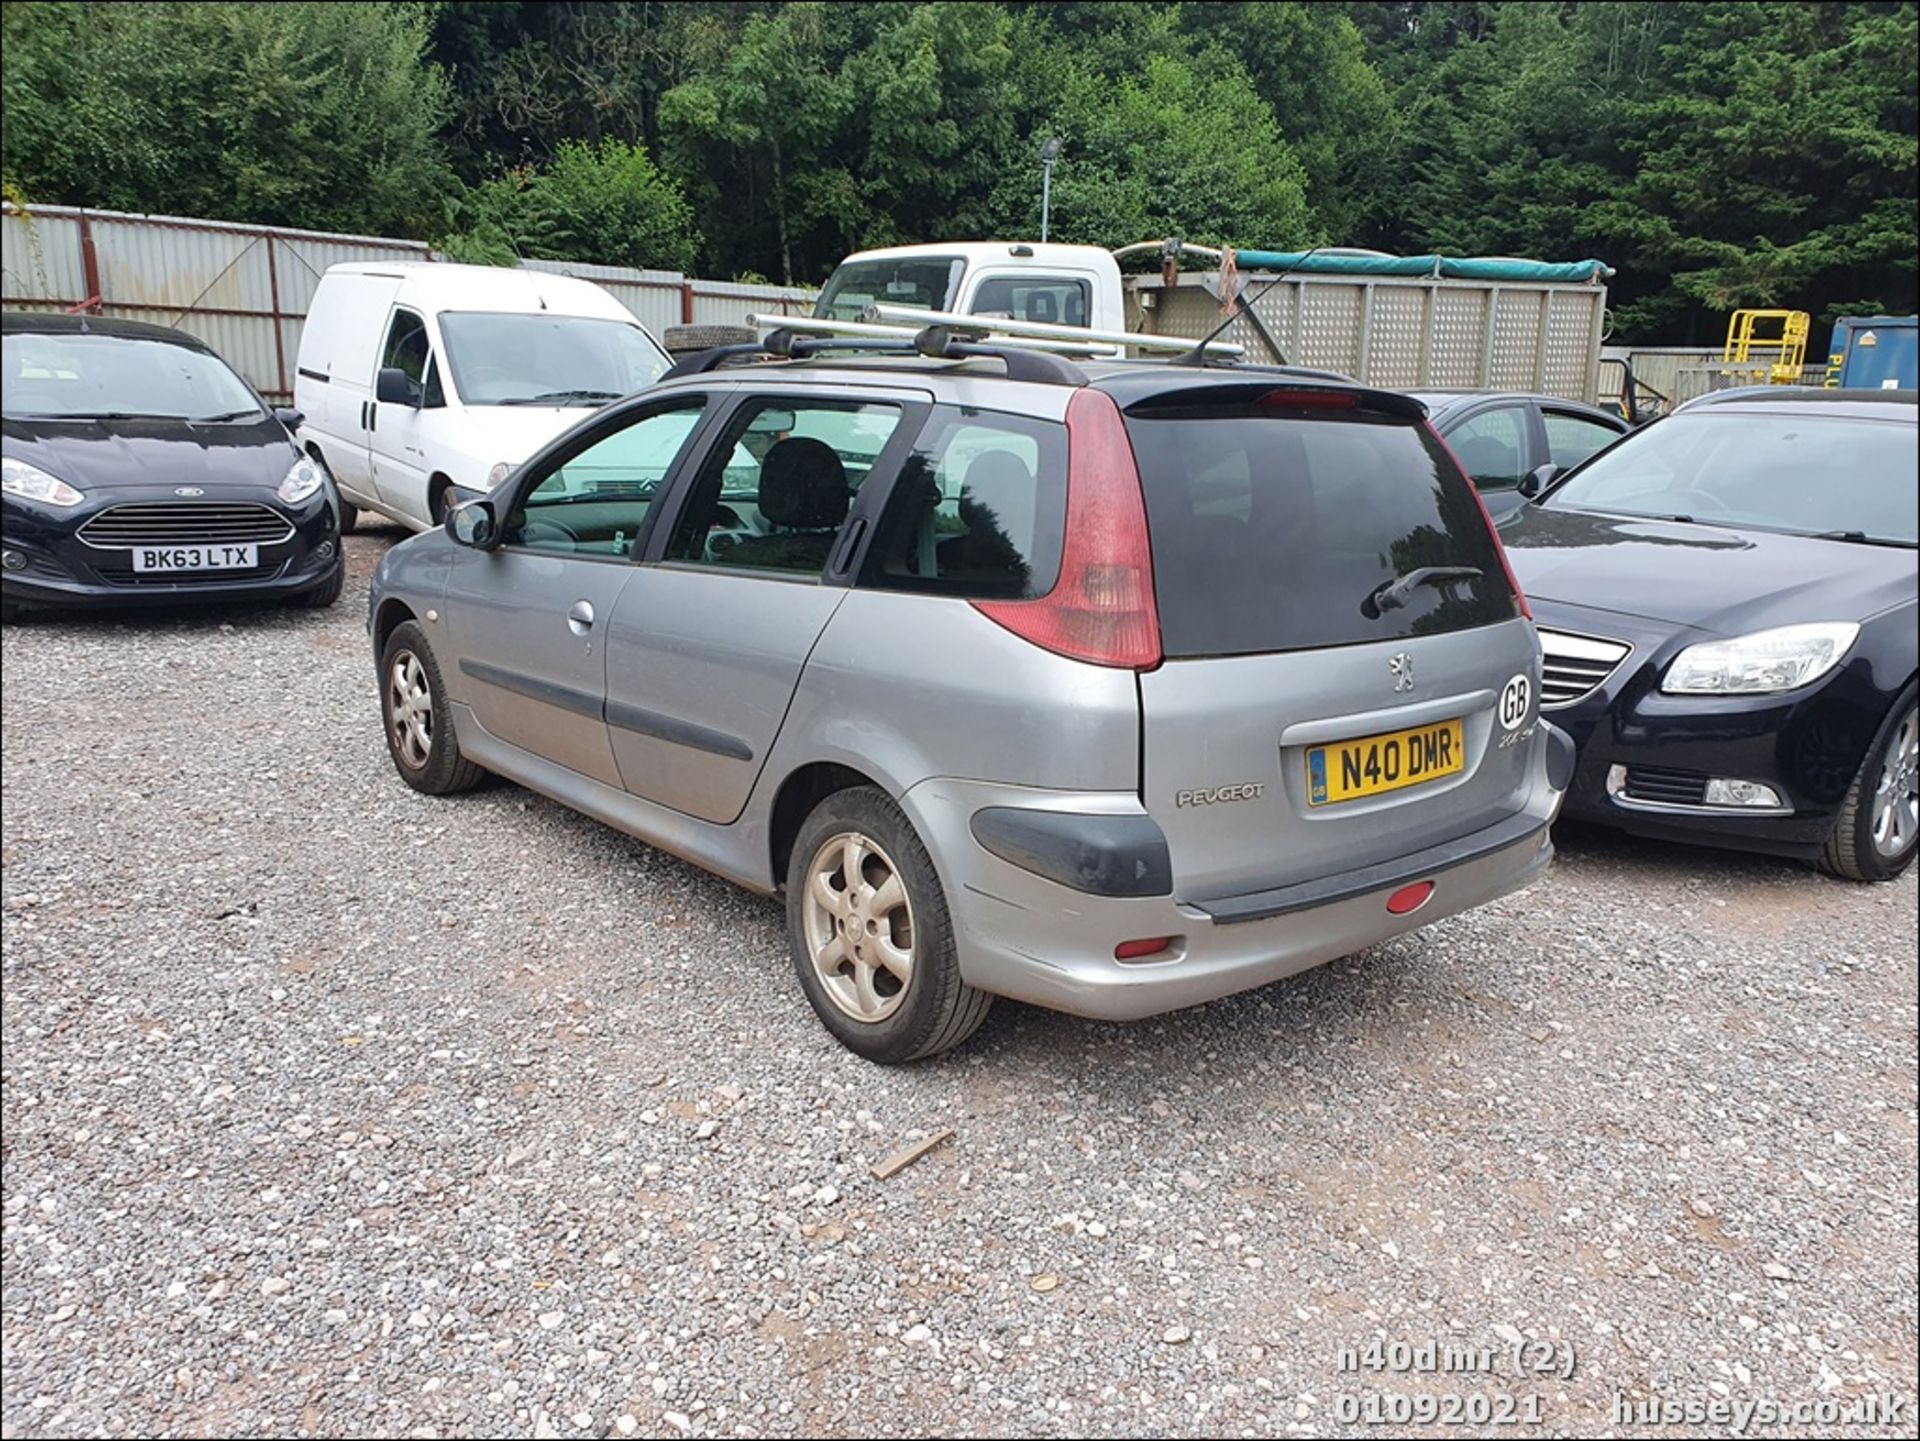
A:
[1499,673,1533,731]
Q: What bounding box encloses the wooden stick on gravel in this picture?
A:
[870,1129,955,1181]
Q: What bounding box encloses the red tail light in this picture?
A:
[1422,420,1531,620]
[973,388,1162,669]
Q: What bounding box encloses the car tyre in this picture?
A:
[786,785,991,1063]
[379,620,485,795]
[295,559,346,609]
[338,499,358,535]
[1819,682,1918,882]
[662,323,759,355]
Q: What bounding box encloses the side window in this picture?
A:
[1543,410,1623,470]
[969,275,1091,328]
[860,410,1067,599]
[1444,406,1530,490]
[379,309,444,407]
[665,399,900,577]
[504,402,705,557]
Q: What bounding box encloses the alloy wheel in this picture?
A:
[801,830,915,1023]
[387,650,434,771]
[1872,705,1918,858]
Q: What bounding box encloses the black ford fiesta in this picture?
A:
[1499,387,1917,881]
[2,313,344,619]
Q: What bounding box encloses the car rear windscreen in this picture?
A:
[1123,405,1519,657]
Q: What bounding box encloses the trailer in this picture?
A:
[1120,245,1614,403]
[814,240,1615,404]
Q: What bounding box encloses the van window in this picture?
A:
[814,257,964,322]
[968,276,1091,328]
[379,309,444,407]
[860,409,1067,598]
[1123,402,1520,657]
[436,312,668,406]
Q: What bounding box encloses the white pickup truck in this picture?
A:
[812,240,1615,403]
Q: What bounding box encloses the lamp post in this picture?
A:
[1037,137,1062,242]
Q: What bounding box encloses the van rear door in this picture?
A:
[1121,384,1542,903]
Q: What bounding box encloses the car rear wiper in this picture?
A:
[1364,565,1483,616]
[496,389,622,406]
[1809,529,1915,548]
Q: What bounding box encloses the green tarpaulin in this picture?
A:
[1230,251,1613,283]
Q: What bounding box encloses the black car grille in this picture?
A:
[1537,627,1633,706]
[87,557,287,587]
[1622,766,1710,806]
[78,502,295,549]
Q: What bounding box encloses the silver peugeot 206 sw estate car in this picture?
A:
[367,336,1574,1062]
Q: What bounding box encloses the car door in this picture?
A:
[368,306,448,525]
[603,388,924,824]
[443,397,713,787]
[1440,402,1535,520]
[1539,405,1627,474]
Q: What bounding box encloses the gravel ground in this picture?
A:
[3,527,1915,1439]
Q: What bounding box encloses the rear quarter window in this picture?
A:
[859,408,1067,599]
[1123,403,1520,657]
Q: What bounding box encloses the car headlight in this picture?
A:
[2,457,84,507]
[1662,622,1860,695]
[277,455,325,505]
[487,462,511,489]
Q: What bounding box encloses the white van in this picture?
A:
[293,263,671,531]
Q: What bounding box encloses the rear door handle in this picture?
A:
[567,599,595,635]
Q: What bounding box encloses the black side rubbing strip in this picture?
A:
[606,700,754,762]
[458,658,602,720]
[970,808,1173,898]
[297,367,329,384]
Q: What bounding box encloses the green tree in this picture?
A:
[659,3,856,284]
[440,139,700,272]
[2,1,456,237]
[1181,3,1397,243]
[992,45,1317,251]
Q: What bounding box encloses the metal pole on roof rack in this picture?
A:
[864,303,1246,358]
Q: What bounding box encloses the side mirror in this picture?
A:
[273,407,305,431]
[376,367,423,408]
[447,499,497,549]
[1518,463,1562,499]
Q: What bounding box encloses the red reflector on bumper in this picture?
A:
[1385,881,1435,916]
[1114,936,1174,961]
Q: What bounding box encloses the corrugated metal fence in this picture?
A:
[1,202,815,403]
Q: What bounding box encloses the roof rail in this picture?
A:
[660,333,932,380]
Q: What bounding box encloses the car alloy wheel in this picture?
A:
[1872,704,1918,858]
[801,830,915,1023]
[387,649,434,771]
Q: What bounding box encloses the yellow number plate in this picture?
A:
[1307,718,1465,807]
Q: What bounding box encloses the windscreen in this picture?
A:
[814,257,964,322]
[1123,404,1520,657]
[3,332,260,420]
[436,312,670,406]
[1545,411,1918,544]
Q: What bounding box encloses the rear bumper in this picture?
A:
[903,733,1564,1022]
